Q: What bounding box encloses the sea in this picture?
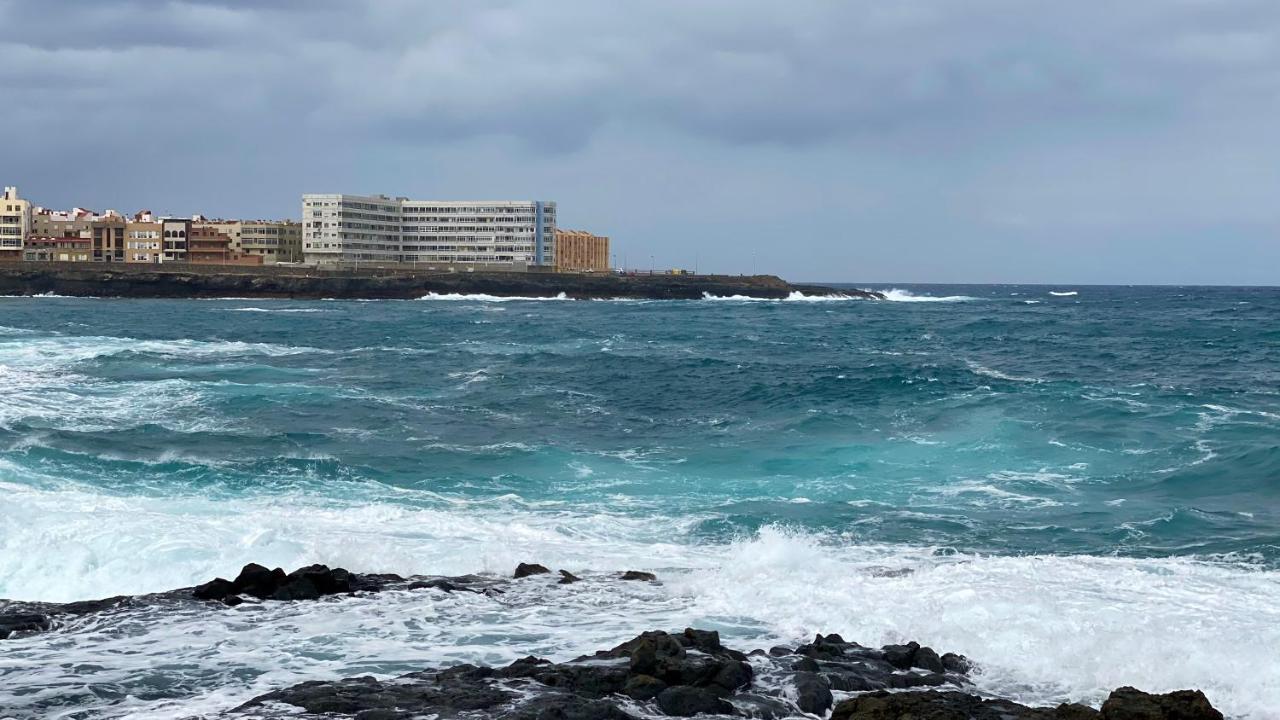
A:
[0,285,1277,719]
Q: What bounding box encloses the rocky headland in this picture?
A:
[0,263,880,301]
[0,561,1226,720]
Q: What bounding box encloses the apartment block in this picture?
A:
[91,213,127,262]
[1,187,32,262]
[125,213,164,263]
[207,220,303,264]
[28,207,96,262]
[162,218,191,263]
[554,230,610,273]
[301,194,556,267]
[188,225,263,266]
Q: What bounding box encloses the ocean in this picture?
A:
[1,286,1277,719]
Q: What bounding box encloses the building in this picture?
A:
[554,230,610,272]
[0,187,32,262]
[187,225,263,266]
[125,212,164,263]
[91,212,127,262]
[207,220,303,264]
[162,218,191,263]
[301,194,556,267]
[28,207,97,262]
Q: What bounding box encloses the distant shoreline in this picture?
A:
[0,263,884,301]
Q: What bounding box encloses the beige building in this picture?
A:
[125,214,164,263]
[91,213,128,262]
[0,187,32,262]
[554,229,610,272]
[208,220,304,264]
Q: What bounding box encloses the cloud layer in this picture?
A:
[2,0,1278,282]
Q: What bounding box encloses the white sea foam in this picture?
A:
[227,307,331,314]
[878,288,979,302]
[700,291,862,302]
[1049,291,1079,297]
[419,292,571,301]
[1,484,1277,719]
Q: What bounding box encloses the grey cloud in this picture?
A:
[1,0,1278,282]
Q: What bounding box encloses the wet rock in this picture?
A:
[193,578,236,602]
[193,563,368,604]
[0,612,50,639]
[831,690,1078,719]
[514,562,551,578]
[941,652,971,673]
[620,570,657,581]
[794,671,834,714]
[913,645,945,673]
[656,685,735,717]
[622,673,666,700]
[558,570,582,584]
[1100,687,1224,720]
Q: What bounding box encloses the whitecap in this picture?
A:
[877,288,979,302]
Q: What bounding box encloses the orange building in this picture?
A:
[188,225,263,266]
[554,229,609,272]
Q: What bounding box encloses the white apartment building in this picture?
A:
[301,194,556,267]
[1,186,32,261]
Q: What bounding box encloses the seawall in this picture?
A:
[0,264,882,300]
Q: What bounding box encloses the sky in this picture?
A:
[1,0,1278,284]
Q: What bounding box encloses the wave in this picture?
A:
[0,491,1276,719]
[419,292,571,302]
[700,292,860,302]
[226,307,331,314]
[878,289,979,303]
[1050,291,1079,297]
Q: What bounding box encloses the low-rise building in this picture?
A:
[24,236,92,262]
[554,230,610,272]
[125,212,164,263]
[162,218,191,263]
[0,187,32,262]
[91,213,127,262]
[188,225,263,266]
[207,220,303,264]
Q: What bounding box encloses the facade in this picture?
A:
[208,220,303,264]
[24,237,92,262]
[162,218,191,263]
[125,214,164,263]
[301,194,556,267]
[554,230,610,272]
[0,187,32,262]
[188,225,263,266]
[91,213,127,262]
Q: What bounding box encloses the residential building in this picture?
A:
[188,225,263,266]
[554,230,610,273]
[207,220,303,264]
[91,212,127,262]
[0,187,32,262]
[162,218,191,263]
[125,212,164,263]
[23,236,92,262]
[301,194,556,267]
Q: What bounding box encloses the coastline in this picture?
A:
[0,562,1226,720]
[0,263,883,301]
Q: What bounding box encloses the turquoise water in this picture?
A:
[1,287,1278,718]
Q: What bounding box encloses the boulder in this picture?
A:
[619,570,657,581]
[514,563,550,578]
[1101,687,1224,720]
[656,686,735,717]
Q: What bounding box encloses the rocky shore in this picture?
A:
[0,561,1226,719]
[0,263,880,301]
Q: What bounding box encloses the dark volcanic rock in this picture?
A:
[558,570,582,584]
[1100,687,1224,720]
[0,612,51,639]
[193,563,382,605]
[514,562,551,578]
[620,570,658,581]
[225,627,1224,720]
[656,686,735,717]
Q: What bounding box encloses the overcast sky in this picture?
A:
[2,0,1277,283]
